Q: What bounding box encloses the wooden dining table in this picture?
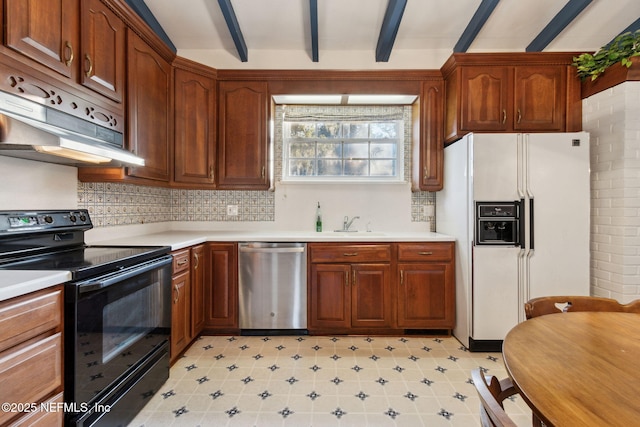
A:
[502,312,640,427]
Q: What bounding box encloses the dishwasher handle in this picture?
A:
[239,246,305,254]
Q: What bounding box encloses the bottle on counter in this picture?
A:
[316,202,322,232]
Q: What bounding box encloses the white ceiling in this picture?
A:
[143,0,640,70]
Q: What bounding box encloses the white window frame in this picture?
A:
[282,120,404,183]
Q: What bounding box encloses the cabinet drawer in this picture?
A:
[8,392,64,427]
[0,287,62,354]
[397,242,454,262]
[0,333,62,426]
[309,244,391,263]
[172,249,191,274]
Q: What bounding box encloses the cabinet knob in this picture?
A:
[502,109,507,124]
[423,166,428,182]
[517,109,522,124]
[418,251,433,256]
[400,270,404,285]
[193,253,199,269]
[343,253,358,257]
[64,41,74,67]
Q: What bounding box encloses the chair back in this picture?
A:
[471,368,518,427]
[525,295,640,319]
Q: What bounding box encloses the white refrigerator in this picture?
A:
[436,132,590,351]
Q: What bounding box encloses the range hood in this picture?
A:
[0,90,144,167]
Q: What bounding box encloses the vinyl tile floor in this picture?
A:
[129,335,532,427]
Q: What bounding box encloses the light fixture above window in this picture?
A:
[272,94,417,105]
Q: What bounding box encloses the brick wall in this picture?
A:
[583,81,640,302]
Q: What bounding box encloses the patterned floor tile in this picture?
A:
[128,335,531,426]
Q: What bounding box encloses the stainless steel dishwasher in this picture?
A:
[238,242,307,333]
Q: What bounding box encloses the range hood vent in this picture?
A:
[0,90,144,167]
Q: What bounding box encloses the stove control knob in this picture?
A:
[43,215,53,224]
[79,213,87,222]
[69,214,77,222]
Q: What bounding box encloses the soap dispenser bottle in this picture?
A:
[315,202,322,232]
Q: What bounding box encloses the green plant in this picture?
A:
[573,30,640,81]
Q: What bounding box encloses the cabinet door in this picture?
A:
[126,31,172,182]
[171,269,190,361]
[413,80,443,191]
[190,245,206,338]
[80,0,126,103]
[217,81,269,189]
[174,68,216,185]
[204,243,238,329]
[351,264,391,328]
[5,0,78,79]
[397,263,454,328]
[309,264,351,329]
[460,66,511,131]
[513,66,565,131]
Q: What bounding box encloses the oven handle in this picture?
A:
[76,255,173,293]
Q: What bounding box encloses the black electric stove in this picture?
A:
[0,210,172,427]
[0,210,170,280]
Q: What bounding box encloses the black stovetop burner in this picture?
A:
[0,210,170,281]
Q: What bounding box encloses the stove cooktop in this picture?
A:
[0,245,171,281]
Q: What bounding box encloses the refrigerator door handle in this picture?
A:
[524,134,534,199]
[517,134,525,199]
[518,248,527,322]
[518,198,525,247]
[529,198,535,250]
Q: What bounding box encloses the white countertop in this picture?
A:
[0,229,454,302]
[92,230,455,251]
[0,270,71,302]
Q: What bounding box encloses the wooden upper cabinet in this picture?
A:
[460,66,511,132]
[442,53,581,143]
[5,0,79,79]
[412,80,444,191]
[513,66,565,131]
[126,30,172,182]
[174,64,217,186]
[4,0,126,105]
[80,0,126,103]
[217,80,270,190]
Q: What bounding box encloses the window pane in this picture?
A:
[344,160,368,175]
[318,159,342,175]
[343,123,369,138]
[317,123,341,138]
[290,123,315,138]
[289,159,315,176]
[370,160,395,176]
[370,122,397,138]
[316,142,342,158]
[289,141,316,158]
[344,142,369,158]
[370,143,396,158]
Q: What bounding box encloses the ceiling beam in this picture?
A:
[310,0,319,62]
[217,0,248,62]
[610,17,640,44]
[375,0,408,62]
[526,0,593,52]
[124,0,176,52]
[454,0,500,53]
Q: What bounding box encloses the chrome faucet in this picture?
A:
[342,215,360,231]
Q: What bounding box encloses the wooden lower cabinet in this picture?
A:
[170,248,191,362]
[309,242,455,334]
[203,243,238,331]
[190,244,206,337]
[308,244,392,332]
[0,286,64,426]
[396,242,455,329]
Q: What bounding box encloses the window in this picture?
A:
[283,120,403,182]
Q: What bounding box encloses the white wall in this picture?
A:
[0,156,77,210]
[273,182,428,233]
[583,81,640,302]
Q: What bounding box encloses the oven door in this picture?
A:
[65,255,172,420]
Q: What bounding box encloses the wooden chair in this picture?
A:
[471,368,519,427]
[524,295,640,319]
